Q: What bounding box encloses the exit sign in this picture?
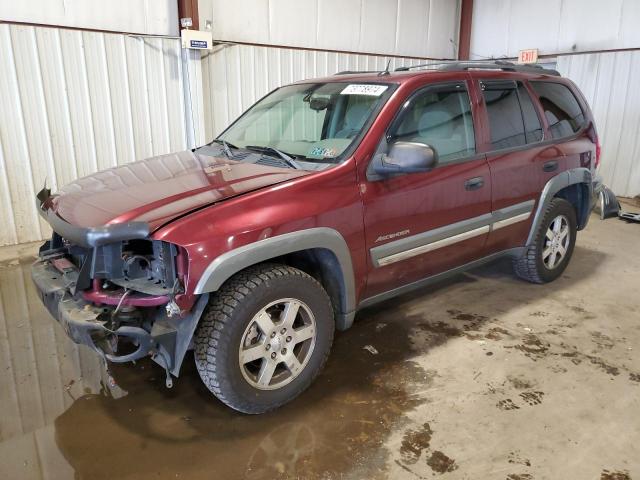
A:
[518,49,539,64]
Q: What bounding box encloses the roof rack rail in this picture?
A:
[334,70,381,75]
[394,62,452,71]
[395,60,561,77]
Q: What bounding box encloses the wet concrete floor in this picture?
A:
[1,212,639,479]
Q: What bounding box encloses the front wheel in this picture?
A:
[514,198,577,284]
[194,264,334,414]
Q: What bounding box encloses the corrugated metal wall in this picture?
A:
[558,52,640,198]
[2,0,179,36]
[470,0,640,59]
[200,43,433,139]
[199,0,460,59]
[0,23,189,247]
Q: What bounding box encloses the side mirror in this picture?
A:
[374,141,438,176]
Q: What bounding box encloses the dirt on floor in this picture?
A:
[0,213,638,480]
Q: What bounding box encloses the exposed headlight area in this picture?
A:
[34,233,189,381]
[40,233,182,299]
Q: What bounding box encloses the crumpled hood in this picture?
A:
[51,150,310,230]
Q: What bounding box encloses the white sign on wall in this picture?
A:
[181,29,213,50]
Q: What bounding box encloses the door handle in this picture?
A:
[464,176,484,191]
[543,160,559,172]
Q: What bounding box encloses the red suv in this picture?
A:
[33,61,601,413]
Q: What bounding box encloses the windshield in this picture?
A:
[218,82,393,163]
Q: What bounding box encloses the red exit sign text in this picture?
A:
[518,49,539,64]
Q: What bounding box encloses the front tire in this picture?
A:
[514,198,577,284]
[194,263,334,414]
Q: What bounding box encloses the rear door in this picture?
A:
[529,80,595,174]
[360,79,492,299]
[477,78,560,254]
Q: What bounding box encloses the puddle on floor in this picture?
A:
[0,257,435,480]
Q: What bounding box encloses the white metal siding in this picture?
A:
[558,52,640,198]
[470,0,640,59]
[0,24,188,247]
[0,0,179,36]
[201,43,433,139]
[199,0,460,59]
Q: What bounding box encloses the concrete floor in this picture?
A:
[0,211,638,480]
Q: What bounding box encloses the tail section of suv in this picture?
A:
[32,61,599,413]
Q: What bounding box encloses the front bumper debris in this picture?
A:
[594,184,621,220]
[32,254,210,384]
[31,258,154,363]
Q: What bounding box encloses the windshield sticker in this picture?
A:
[309,147,337,158]
[341,84,388,96]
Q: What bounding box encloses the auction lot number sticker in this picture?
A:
[341,84,388,96]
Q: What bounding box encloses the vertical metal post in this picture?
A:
[458,0,474,60]
[177,0,200,31]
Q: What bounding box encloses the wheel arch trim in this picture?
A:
[193,227,357,327]
[527,167,593,246]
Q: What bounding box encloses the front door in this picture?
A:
[359,80,492,300]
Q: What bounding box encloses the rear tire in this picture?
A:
[514,198,577,284]
[194,263,334,414]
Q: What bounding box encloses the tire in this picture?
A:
[514,198,577,284]
[194,263,334,414]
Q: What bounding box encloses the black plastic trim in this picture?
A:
[36,188,150,248]
[359,247,527,309]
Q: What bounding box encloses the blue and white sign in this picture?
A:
[190,40,208,49]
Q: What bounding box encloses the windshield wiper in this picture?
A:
[244,145,302,170]
[209,139,238,158]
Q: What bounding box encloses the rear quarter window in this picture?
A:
[530,81,585,139]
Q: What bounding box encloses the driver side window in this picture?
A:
[391,85,476,164]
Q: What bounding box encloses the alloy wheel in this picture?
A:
[238,298,316,390]
[542,214,570,269]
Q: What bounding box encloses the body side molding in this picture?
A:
[194,227,357,330]
[526,168,592,246]
[371,199,535,268]
[370,213,493,267]
[377,225,490,266]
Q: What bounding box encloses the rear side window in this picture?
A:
[518,84,543,143]
[530,81,585,138]
[482,80,544,150]
[482,81,526,149]
[391,84,475,164]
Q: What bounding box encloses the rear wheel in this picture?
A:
[194,263,334,414]
[514,198,577,283]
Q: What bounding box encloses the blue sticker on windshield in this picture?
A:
[310,147,337,157]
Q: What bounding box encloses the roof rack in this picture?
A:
[394,62,453,71]
[334,70,382,75]
[395,60,560,77]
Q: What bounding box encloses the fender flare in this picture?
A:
[527,167,593,246]
[193,227,357,329]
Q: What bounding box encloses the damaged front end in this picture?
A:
[32,188,208,387]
